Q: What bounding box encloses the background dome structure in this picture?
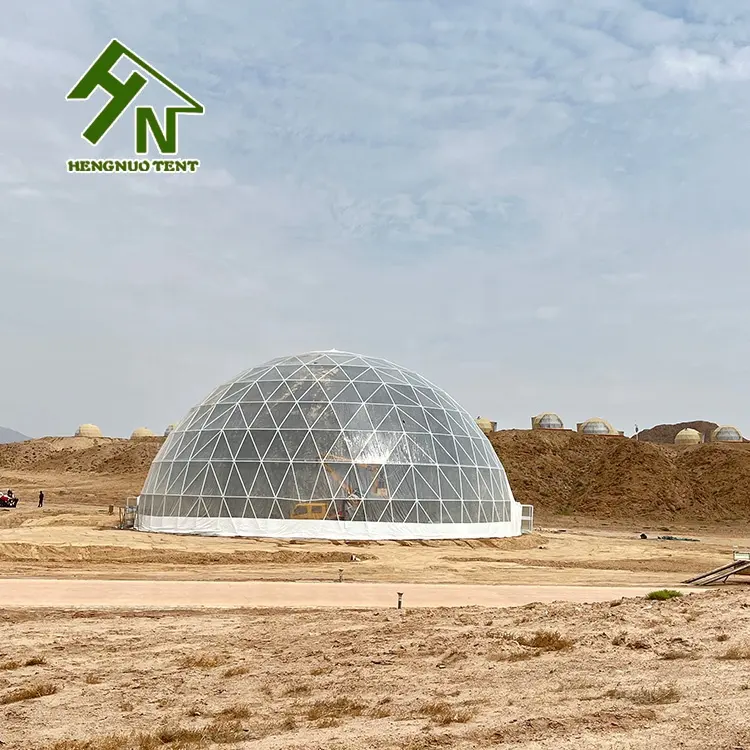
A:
[577,417,619,436]
[675,428,702,445]
[531,412,564,430]
[711,425,743,443]
[136,351,524,540]
[131,427,155,439]
[475,417,496,435]
[75,424,103,438]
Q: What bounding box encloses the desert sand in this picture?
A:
[3,590,750,749]
[2,435,750,748]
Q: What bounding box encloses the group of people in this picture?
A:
[0,489,45,507]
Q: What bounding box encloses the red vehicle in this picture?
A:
[0,494,18,508]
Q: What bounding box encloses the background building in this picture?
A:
[75,424,103,438]
[675,427,702,445]
[576,417,623,436]
[711,425,743,443]
[531,412,564,430]
[131,427,155,439]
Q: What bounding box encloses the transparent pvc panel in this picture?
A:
[163,495,181,516]
[462,500,480,523]
[253,497,274,518]
[252,430,275,459]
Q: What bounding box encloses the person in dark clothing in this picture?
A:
[38,491,44,508]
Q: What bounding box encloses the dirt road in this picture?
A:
[0,578,695,609]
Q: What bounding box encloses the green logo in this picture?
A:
[66,39,204,173]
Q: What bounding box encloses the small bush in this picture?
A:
[306,697,365,721]
[222,665,250,677]
[0,656,45,671]
[513,630,573,652]
[216,703,252,720]
[44,739,127,750]
[717,633,730,642]
[85,674,104,684]
[419,701,474,725]
[659,649,698,661]
[137,720,244,748]
[488,651,534,662]
[280,715,298,732]
[0,682,58,704]
[718,645,750,660]
[284,683,311,697]
[316,717,340,728]
[179,653,227,669]
[370,704,392,718]
[646,589,683,601]
[606,685,680,705]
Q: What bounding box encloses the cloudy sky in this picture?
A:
[3,0,750,439]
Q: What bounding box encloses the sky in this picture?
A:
[3,0,750,439]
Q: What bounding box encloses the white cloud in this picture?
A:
[2,0,750,437]
[649,45,750,89]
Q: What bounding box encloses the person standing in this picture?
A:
[38,491,44,508]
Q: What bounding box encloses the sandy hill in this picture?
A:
[491,429,750,522]
[0,435,162,474]
[635,420,719,444]
[2,431,750,524]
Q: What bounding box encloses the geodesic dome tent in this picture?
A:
[75,423,103,438]
[675,428,702,445]
[475,417,496,435]
[131,427,155,439]
[577,417,619,436]
[711,425,743,443]
[136,351,524,540]
[531,412,564,430]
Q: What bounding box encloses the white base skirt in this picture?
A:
[135,509,523,541]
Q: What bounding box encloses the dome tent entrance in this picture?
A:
[136,351,524,540]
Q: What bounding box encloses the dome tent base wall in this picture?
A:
[135,510,523,541]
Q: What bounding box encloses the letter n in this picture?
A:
[135,107,178,155]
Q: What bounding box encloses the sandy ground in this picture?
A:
[3,497,750,749]
[3,590,750,750]
[2,504,748,587]
[0,579,696,609]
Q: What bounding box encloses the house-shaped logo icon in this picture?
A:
[67,38,204,157]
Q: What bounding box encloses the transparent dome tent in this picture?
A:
[136,351,526,540]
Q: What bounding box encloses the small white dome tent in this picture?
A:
[75,424,103,438]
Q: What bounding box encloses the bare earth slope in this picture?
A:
[0,436,162,504]
[491,429,750,523]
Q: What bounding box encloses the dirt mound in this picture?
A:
[491,429,750,522]
[0,436,164,474]
[0,542,374,565]
[636,420,718,444]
